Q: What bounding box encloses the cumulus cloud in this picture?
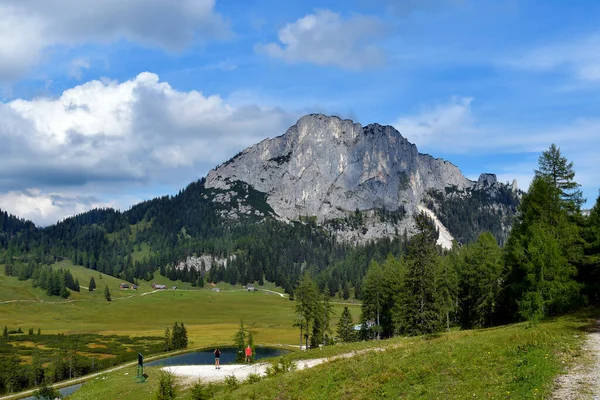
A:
[393,97,478,150]
[255,9,386,70]
[506,31,600,82]
[0,0,231,81]
[0,189,116,227]
[393,97,600,206]
[0,72,298,225]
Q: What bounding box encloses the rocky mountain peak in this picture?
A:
[205,114,518,246]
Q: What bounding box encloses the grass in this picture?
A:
[0,267,361,346]
[67,309,597,400]
[214,311,596,400]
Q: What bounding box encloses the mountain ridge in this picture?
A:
[205,113,519,246]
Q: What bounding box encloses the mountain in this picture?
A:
[0,114,521,294]
[205,114,520,247]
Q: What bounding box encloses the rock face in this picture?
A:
[205,114,516,247]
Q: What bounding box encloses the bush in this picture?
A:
[244,373,262,384]
[265,357,296,377]
[33,382,62,399]
[190,380,213,400]
[224,375,239,390]
[155,370,177,400]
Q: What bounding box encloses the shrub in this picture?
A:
[265,357,296,377]
[244,373,262,384]
[155,370,177,400]
[224,375,239,390]
[190,380,213,400]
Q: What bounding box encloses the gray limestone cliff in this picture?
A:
[205,114,517,246]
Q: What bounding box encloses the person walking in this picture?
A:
[245,345,252,364]
[214,348,221,369]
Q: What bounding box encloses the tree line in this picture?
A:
[295,144,599,345]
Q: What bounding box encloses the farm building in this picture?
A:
[119,283,129,289]
[152,283,167,290]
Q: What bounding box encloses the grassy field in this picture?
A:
[66,309,598,400]
[0,264,361,347]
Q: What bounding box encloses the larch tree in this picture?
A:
[535,143,585,212]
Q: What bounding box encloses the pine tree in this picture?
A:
[234,320,246,362]
[535,143,584,212]
[104,285,111,302]
[395,212,442,335]
[155,370,177,400]
[460,232,503,328]
[89,277,96,291]
[164,327,172,352]
[336,306,355,342]
[504,176,581,321]
[294,273,320,349]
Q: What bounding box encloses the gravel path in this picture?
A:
[163,348,385,385]
[553,319,600,400]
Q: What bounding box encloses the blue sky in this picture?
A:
[0,0,598,225]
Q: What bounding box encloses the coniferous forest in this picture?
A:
[0,144,599,394]
[1,143,599,346]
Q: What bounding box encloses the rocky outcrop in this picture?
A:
[205,114,517,247]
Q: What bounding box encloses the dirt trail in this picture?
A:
[553,319,600,399]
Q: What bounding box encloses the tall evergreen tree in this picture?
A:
[395,212,442,335]
[104,285,111,302]
[88,277,96,291]
[336,306,355,342]
[535,143,584,212]
[504,176,581,321]
[460,232,503,328]
[294,273,320,349]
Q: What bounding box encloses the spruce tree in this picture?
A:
[89,277,96,291]
[395,212,442,335]
[504,176,581,321]
[164,327,172,352]
[234,320,246,362]
[294,273,320,349]
[104,285,111,302]
[336,306,355,342]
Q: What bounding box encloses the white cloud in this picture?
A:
[0,0,231,81]
[68,58,91,80]
[0,72,298,225]
[255,9,386,70]
[0,189,115,226]
[507,31,600,82]
[393,97,478,150]
[393,97,600,207]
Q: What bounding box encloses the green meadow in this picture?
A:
[0,262,361,347]
[67,309,597,400]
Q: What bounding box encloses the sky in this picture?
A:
[0,0,599,226]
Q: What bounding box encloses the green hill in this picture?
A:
[67,309,597,400]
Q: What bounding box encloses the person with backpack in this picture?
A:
[214,348,221,369]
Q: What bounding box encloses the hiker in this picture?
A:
[245,345,252,364]
[214,348,221,369]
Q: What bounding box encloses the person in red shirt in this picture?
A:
[245,345,252,364]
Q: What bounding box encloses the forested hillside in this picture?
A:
[1,145,597,320]
[0,179,410,297]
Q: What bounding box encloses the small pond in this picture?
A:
[17,347,288,399]
[146,347,288,366]
[21,383,82,400]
